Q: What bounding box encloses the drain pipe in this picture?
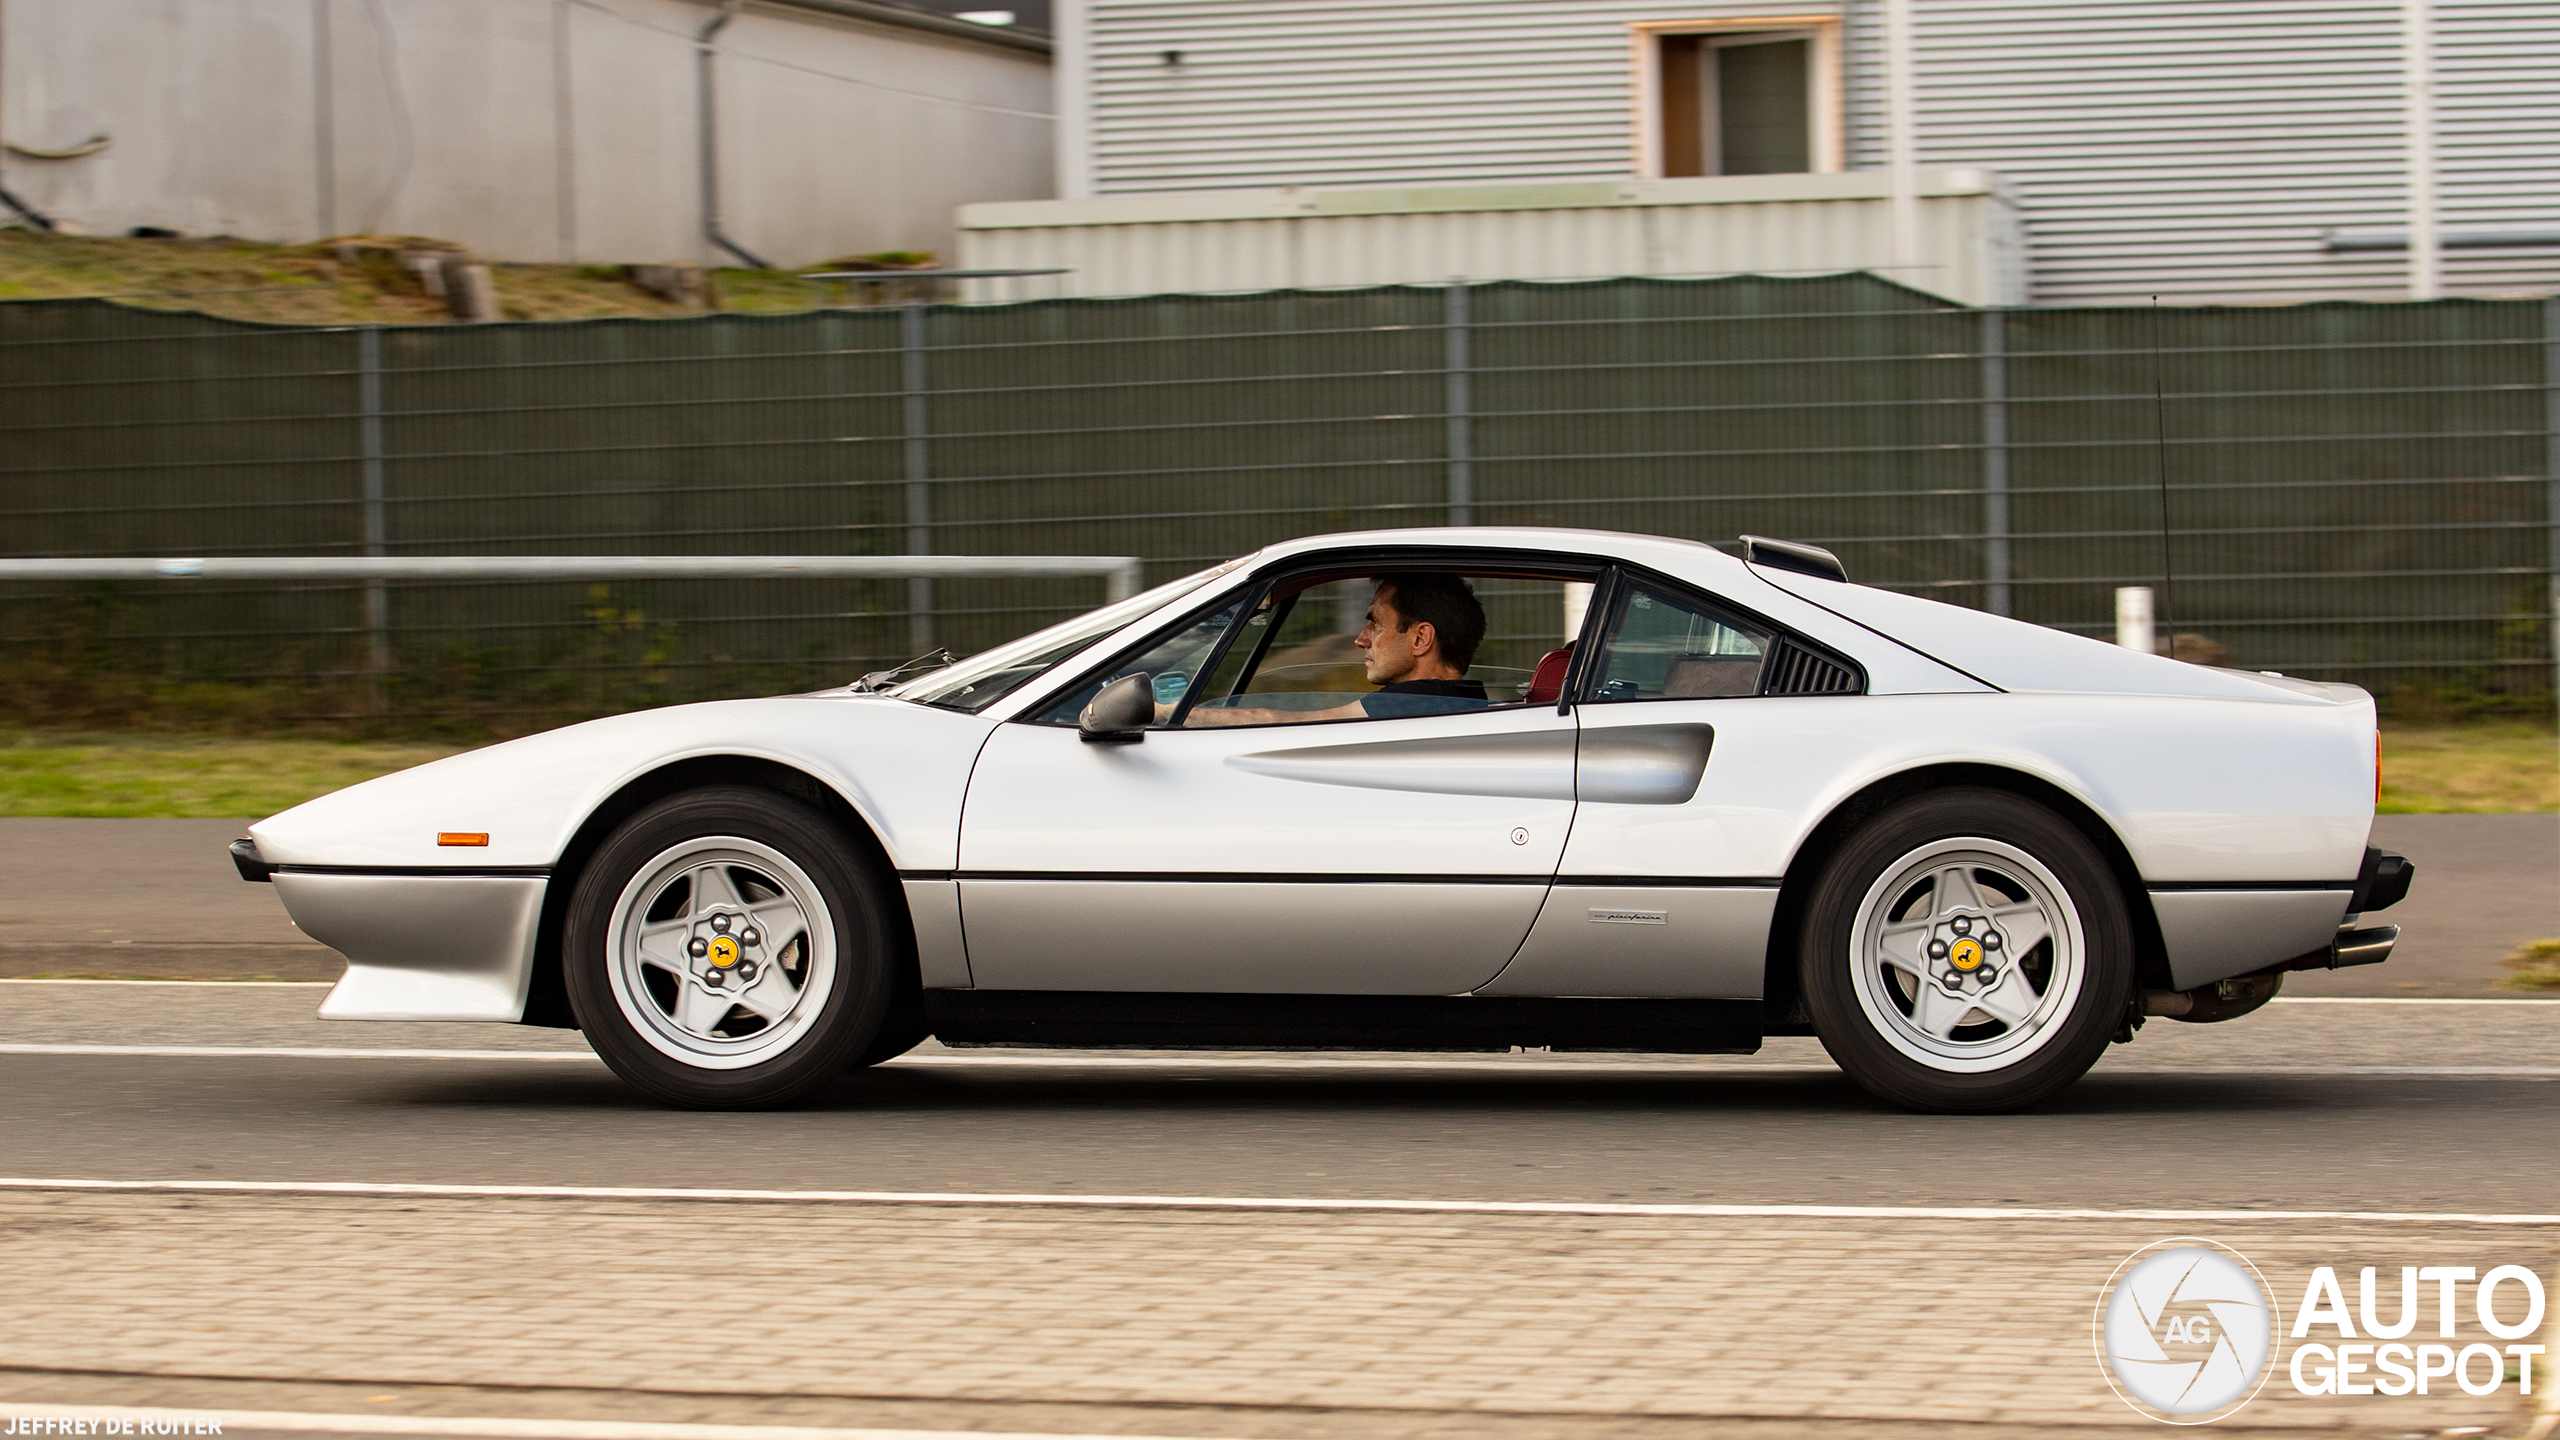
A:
[696,0,770,269]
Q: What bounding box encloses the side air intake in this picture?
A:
[1762,639,1862,696]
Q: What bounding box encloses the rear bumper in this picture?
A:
[2150,888,2354,990]
[2350,846,2416,915]
[2147,846,2411,990]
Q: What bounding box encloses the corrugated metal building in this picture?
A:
[0,0,1054,268]
[1013,0,2560,304]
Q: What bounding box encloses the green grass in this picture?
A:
[2499,939,2560,992]
[2378,722,2556,814]
[0,732,468,818]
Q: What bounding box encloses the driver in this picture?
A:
[1188,573,1489,725]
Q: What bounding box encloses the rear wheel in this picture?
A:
[565,787,897,1108]
[1802,789,2134,1113]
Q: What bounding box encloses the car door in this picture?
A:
[956,569,1582,994]
[1481,572,1860,999]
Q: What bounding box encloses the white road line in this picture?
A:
[2105,1065,2560,1076]
[0,1044,599,1061]
[4,1043,2559,1078]
[2273,996,2560,1005]
[2,1175,2556,1226]
[5,1044,2557,1078]
[0,977,334,986]
[0,1405,1157,1440]
[0,1043,1829,1071]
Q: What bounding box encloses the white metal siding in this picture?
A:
[1079,0,2560,304]
[1082,1,1843,193]
[1841,0,2560,303]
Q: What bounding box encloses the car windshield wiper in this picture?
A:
[847,648,955,694]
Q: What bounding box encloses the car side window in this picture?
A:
[1035,596,1251,725]
[1032,567,1588,728]
[1588,582,1771,702]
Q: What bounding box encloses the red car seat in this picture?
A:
[1525,645,1574,705]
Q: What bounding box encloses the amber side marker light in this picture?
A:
[437,833,490,847]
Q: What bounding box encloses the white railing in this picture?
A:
[0,555,1146,670]
[0,554,1145,601]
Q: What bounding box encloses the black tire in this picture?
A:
[1800,788,2135,1114]
[564,786,899,1109]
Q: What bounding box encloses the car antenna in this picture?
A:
[849,647,954,693]
[2151,295,2175,657]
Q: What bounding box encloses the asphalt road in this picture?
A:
[4,811,2552,1228]
[5,983,2554,1214]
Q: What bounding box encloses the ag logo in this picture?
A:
[2096,1240,2279,1423]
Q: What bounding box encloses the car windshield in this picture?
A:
[900,555,1255,712]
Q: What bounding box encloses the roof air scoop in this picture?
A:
[1740,535,1847,583]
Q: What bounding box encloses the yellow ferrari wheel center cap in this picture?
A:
[708,935,741,968]
[1949,938,1984,971]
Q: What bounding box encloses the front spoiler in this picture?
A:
[272,870,549,1022]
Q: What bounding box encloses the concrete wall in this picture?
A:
[0,0,1055,267]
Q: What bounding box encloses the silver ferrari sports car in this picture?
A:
[230,527,2411,1113]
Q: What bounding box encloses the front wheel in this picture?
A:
[564,787,898,1109]
[1801,789,2134,1113]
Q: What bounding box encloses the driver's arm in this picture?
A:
[1184,699,1368,726]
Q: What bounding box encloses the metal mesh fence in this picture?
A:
[3,275,2554,729]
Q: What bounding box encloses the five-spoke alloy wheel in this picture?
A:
[566,787,899,1109]
[1802,789,2134,1113]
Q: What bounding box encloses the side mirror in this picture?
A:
[1079,672,1155,744]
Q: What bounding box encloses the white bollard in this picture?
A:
[2116,586,2156,654]
[1564,581,1593,639]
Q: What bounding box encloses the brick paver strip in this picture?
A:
[0,1191,2541,1432]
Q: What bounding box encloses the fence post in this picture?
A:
[1446,278,1472,527]
[1981,308,2012,617]
[902,302,933,653]
[357,326,390,701]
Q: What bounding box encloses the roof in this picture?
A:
[768,0,1050,54]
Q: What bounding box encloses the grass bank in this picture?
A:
[0,732,466,818]
[0,228,869,325]
[2377,722,2555,813]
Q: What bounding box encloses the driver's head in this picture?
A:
[1358,573,1486,685]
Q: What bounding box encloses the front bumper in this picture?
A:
[268,868,549,1022]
